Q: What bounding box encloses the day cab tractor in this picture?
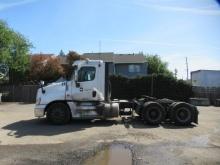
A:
[34,59,198,125]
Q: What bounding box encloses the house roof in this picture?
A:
[31,53,55,57]
[82,52,146,63]
[191,70,220,74]
[30,54,68,65]
[32,52,147,65]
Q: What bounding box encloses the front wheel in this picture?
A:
[46,102,71,125]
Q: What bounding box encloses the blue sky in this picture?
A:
[0,0,220,78]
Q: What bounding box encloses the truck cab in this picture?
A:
[69,60,105,102]
[35,59,119,124]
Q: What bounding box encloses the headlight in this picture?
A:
[36,97,41,105]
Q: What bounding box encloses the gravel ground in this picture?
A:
[0,103,220,165]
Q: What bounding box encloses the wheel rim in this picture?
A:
[148,108,161,121]
[177,108,190,122]
[51,108,65,122]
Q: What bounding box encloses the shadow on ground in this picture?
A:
[2,118,119,138]
[2,117,196,138]
[122,117,196,129]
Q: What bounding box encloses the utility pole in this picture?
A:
[174,68,178,79]
[185,57,189,81]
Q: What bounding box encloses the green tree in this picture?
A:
[146,54,173,77]
[0,20,32,83]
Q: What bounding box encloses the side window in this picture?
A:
[78,67,96,82]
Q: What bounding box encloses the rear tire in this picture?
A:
[142,102,166,125]
[168,102,178,120]
[46,102,71,125]
[171,102,193,125]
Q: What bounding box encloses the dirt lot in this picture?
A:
[0,103,220,165]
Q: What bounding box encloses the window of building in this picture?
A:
[78,67,96,82]
[128,64,141,73]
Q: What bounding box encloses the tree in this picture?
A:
[59,49,65,56]
[66,51,83,65]
[0,20,32,83]
[62,51,84,78]
[0,64,9,83]
[145,54,173,77]
[29,55,64,82]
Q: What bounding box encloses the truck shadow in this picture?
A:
[2,118,118,138]
[2,117,196,138]
[121,116,196,129]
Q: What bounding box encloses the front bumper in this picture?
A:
[34,104,46,117]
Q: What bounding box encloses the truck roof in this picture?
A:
[72,59,104,66]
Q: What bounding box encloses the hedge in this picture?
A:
[109,74,193,102]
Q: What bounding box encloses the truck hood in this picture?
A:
[37,82,66,105]
[44,82,65,91]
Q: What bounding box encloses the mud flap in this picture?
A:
[193,106,199,124]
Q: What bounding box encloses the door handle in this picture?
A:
[80,87,83,92]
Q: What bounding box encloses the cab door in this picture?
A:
[72,66,97,101]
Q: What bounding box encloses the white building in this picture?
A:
[191,70,220,87]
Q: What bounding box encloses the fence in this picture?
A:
[0,75,194,103]
[0,85,39,103]
[110,75,193,102]
[192,86,220,105]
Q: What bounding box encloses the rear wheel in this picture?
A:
[171,102,193,125]
[46,102,71,125]
[142,102,166,125]
[168,102,178,120]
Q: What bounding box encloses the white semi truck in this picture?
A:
[34,59,198,125]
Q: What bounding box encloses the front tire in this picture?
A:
[46,102,71,125]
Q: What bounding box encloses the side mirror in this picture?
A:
[74,73,80,87]
[75,81,80,88]
[39,80,45,94]
[74,73,78,82]
[40,80,45,86]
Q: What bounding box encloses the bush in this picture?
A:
[110,74,192,102]
[28,55,64,83]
